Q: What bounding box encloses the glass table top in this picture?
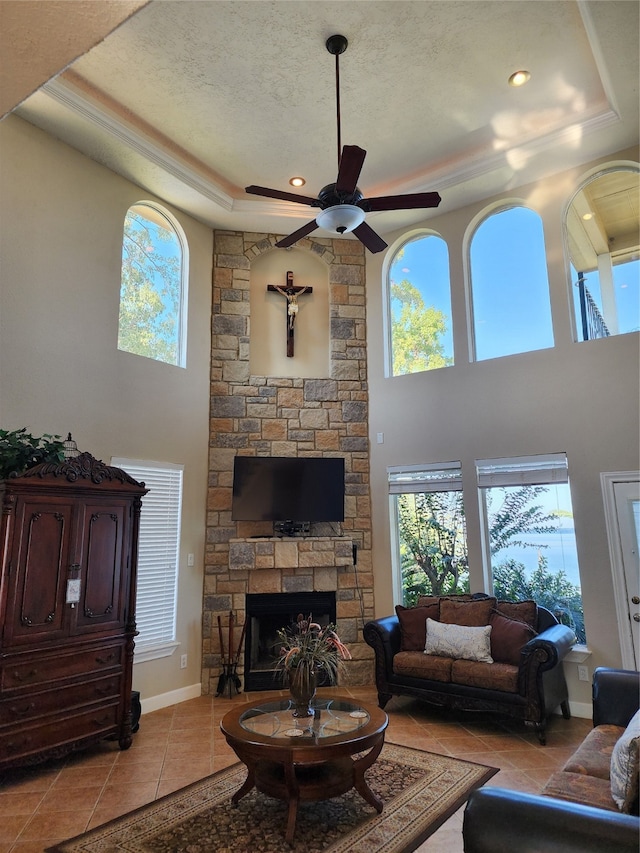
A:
[238,697,370,741]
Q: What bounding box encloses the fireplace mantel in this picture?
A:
[229,536,354,573]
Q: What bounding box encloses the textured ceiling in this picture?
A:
[13,0,640,238]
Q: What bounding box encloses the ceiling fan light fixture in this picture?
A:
[316,204,365,234]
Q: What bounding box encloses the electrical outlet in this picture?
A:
[577,664,589,682]
[180,654,187,669]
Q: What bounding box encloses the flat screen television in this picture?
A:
[231,456,345,527]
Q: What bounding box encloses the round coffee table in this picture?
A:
[220,696,388,843]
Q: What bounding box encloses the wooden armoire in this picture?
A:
[0,452,147,768]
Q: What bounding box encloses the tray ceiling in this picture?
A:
[12,0,639,236]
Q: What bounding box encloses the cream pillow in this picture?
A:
[610,708,640,812]
[424,618,493,663]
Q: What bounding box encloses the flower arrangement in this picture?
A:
[276,613,351,685]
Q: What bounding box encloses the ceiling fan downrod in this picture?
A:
[326,34,348,170]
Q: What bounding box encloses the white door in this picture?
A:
[602,473,640,669]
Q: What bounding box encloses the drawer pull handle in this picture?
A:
[8,702,36,717]
[95,654,115,665]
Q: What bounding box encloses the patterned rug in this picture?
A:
[46,743,497,853]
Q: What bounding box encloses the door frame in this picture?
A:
[601,470,640,670]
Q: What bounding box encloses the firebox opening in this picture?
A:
[244,591,337,692]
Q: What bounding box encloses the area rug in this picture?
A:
[46,742,498,853]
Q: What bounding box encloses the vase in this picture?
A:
[288,663,317,717]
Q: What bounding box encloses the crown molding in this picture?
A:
[37,68,621,224]
[40,78,235,211]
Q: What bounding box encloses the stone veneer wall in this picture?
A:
[202,230,375,693]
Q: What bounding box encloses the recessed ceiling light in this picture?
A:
[289,177,306,187]
[582,212,594,221]
[508,70,531,87]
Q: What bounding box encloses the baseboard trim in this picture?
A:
[566,700,592,719]
[139,683,202,715]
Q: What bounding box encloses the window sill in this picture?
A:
[134,641,180,664]
[566,645,592,663]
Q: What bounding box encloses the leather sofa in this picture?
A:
[462,667,640,852]
[362,594,575,744]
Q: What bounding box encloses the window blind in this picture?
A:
[112,458,183,652]
[476,453,569,488]
[388,461,462,494]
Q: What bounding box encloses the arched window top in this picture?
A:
[386,230,454,377]
[564,163,639,341]
[118,202,188,367]
[468,204,553,361]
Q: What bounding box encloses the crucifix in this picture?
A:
[267,270,313,357]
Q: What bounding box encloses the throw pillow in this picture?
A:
[496,599,537,628]
[489,610,537,665]
[440,597,496,627]
[395,603,440,651]
[611,709,640,812]
[424,618,493,663]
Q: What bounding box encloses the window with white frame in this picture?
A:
[469,206,554,361]
[388,462,468,605]
[387,233,454,376]
[112,458,183,661]
[476,453,585,643]
[118,202,188,367]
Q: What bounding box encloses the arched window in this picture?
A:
[387,233,454,376]
[118,203,188,367]
[468,206,554,361]
[565,165,639,341]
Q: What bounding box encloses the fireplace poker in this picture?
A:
[232,618,247,691]
[215,614,226,696]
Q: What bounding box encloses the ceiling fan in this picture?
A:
[245,34,442,254]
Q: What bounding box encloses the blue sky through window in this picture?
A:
[470,207,554,360]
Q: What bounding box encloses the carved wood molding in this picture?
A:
[17,452,145,487]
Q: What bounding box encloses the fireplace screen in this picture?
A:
[244,591,336,691]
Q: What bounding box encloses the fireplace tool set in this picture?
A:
[216,611,246,698]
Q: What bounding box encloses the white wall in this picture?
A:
[365,147,640,711]
[0,114,212,706]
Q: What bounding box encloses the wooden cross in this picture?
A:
[267,270,313,357]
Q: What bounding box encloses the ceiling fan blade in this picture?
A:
[352,221,388,254]
[335,145,367,195]
[245,185,319,206]
[275,219,319,248]
[360,191,442,212]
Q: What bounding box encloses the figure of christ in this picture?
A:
[267,270,313,357]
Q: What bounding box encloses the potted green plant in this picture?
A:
[0,428,66,479]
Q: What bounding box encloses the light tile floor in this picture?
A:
[0,685,591,853]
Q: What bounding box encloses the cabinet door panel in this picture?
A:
[74,502,129,633]
[3,500,73,646]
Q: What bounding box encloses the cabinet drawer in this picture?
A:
[0,673,122,726]
[1,645,123,691]
[0,702,120,762]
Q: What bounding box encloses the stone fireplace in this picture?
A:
[202,231,375,693]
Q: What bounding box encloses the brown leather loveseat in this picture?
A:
[362,593,574,744]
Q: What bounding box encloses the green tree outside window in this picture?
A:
[118,205,184,366]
